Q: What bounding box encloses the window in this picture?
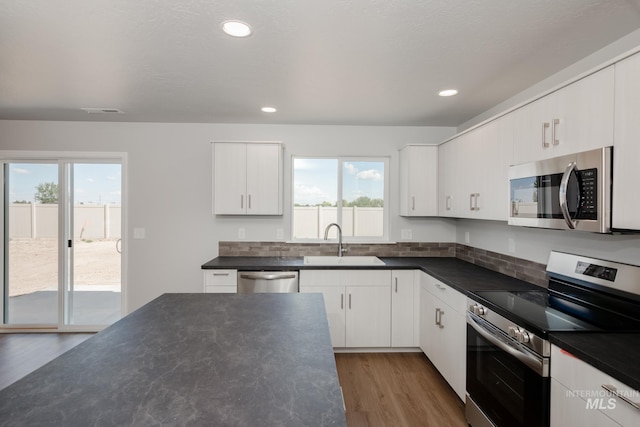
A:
[292,157,389,241]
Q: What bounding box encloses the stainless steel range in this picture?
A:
[466,251,640,427]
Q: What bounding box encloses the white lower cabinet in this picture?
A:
[551,344,640,426]
[419,271,466,401]
[391,270,420,347]
[203,269,237,293]
[300,270,391,348]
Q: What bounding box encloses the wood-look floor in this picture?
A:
[335,352,467,427]
[0,333,93,390]
[0,335,466,426]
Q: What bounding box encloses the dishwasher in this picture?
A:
[237,271,299,293]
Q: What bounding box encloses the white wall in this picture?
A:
[458,28,640,132]
[456,219,640,266]
[0,120,456,312]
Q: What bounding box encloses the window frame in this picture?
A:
[291,155,390,243]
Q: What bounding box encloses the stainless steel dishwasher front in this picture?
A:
[237,271,299,293]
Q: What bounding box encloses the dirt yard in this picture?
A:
[8,238,121,296]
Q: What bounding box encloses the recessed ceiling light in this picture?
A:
[221,20,252,37]
[438,89,458,97]
[261,107,277,113]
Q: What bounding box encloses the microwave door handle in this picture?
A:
[559,161,577,229]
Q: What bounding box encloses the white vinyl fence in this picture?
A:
[9,204,121,239]
[293,206,383,238]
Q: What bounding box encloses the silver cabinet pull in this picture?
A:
[240,194,244,209]
[348,293,352,309]
[601,384,640,410]
[469,193,474,211]
[469,193,480,211]
[411,196,415,211]
[439,310,445,329]
[395,277,398,293]
[474,193,480,211]
[213,272,229,276]
[435,308,440,326]
[552,118,560,145]
[542,122,550,147]
[248,194,252,209]
[446,195,452,211]
[341,293,344,309]
[239,273,297,280]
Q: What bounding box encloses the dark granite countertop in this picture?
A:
[550,332,640,392]
[202,255,640,395]
[0,293,346,427]
[202,256,541,294]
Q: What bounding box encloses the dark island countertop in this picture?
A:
[0,293,346,427]
[202,255,640,395]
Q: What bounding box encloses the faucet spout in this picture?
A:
[323,223,344,257]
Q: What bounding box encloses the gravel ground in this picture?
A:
[8,238,121,296]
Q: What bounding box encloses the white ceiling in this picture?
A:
[2,0,640,127]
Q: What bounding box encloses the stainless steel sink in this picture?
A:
[303,256,386,266]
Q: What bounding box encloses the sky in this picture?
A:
[9,163,122,204]
[293,158,384,206]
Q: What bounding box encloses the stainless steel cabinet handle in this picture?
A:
[348,293,352,309]
[542,122,550,148]
[435,308,440,326]
[601,384,640,410]
[474,193,480,211]
[239,273,297,280]
[240,194,244,209]
[469,193,474,211]
[213,272,230,276]
[552,118,560,145]
[412,196,415,211]
[446,195,452,211]
[395,277,398,293]
[248,194,252,209]
[439,310,445,329]
[341,293,344,309]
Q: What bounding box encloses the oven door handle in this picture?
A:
[467,312,546,376]
[559,161,578,229]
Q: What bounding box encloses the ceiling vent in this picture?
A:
[81,108,125,114]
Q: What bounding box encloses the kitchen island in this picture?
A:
[0,293,346,426]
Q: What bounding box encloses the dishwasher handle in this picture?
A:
[239,273,298,281]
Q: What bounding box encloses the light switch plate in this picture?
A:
[133,228,146,239]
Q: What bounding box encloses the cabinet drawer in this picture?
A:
[204,269,237,286]
[204,285,237,294]
[420,273,466,314]
[552,345,640,426]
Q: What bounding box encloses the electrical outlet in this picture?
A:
[276,228,284,240]
[508,238,516,253]
[464,231,470,244]
[238,228,246,239]
[401,229,413,240]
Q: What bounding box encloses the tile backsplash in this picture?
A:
[218,241,548,287]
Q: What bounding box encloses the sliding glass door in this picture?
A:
[2,156,124,330]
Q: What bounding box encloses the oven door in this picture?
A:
[466,313,549,427]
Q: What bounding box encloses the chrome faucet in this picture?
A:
[324,223,346,257]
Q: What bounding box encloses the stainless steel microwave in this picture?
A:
[508,147,612,233]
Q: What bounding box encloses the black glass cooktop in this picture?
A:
[470,290,602,338]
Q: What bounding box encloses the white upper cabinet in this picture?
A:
[213,142,283,215]
[613,52,640,230]
[399,145,438,216]
[438,114,513,221]
[512,66,614,165]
